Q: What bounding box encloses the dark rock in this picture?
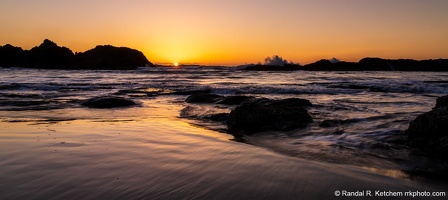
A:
[406,96,448,157]
[358,57,393,71]
[27,39,75,69]
[359,57,448,71]
[217,96,255,105]
[0,44,26,67]
[0,39,153,70]
[268,98,312,107]
[435,95,448,109]
[81,97,137,108]
[226,98,313,134]
[303,59,361,71]
[207,113,230,122]
[75,45,152,69]
[302,58,448,71]
[185,93,223,103]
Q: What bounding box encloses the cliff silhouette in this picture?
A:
[0,39,153,70]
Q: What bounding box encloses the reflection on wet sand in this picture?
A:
[0,118,442,199]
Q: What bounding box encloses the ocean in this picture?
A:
[1,67,447,199]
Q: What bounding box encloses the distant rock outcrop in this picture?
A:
[0,44,26,67]
[75,45,153,70]
[241,57,448,71]
[406,95,448,158]
[0,39,153,70]
[359,57,448,71]
[226,98,313,135]
[302,59,358,71]
[28,39,75,68]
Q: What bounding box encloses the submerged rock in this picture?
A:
[226,98,313,134]
[81,97,136,108]
[185,93,223,103]
[406,95,448,157]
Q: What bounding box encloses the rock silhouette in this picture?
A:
[185,93,223,103]
[242,57,448,71]
[28,39,75,68]
[75,45,152,70]
[0,44,26,67]
[0,39,153,70]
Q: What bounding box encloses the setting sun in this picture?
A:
[173,62,179,67]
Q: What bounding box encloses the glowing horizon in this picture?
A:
[1,0,448,65]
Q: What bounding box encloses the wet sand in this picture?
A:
[0,118,444,200]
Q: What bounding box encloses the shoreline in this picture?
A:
[1,118,444,199]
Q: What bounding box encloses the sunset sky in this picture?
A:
[1,0,448,65]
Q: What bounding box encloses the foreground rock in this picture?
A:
[226,98,313,134]
[435,95,448,108]
[406,95,448,157]
[81,97,137,108]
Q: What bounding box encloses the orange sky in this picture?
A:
[1,0,448,65]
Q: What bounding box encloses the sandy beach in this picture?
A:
[2,117,444,200]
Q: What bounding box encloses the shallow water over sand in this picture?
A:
[1,67,448,199]
[1,118,443,200]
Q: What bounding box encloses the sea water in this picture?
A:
[0,67,447,199]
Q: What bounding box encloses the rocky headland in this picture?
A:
[0,39,153,70]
